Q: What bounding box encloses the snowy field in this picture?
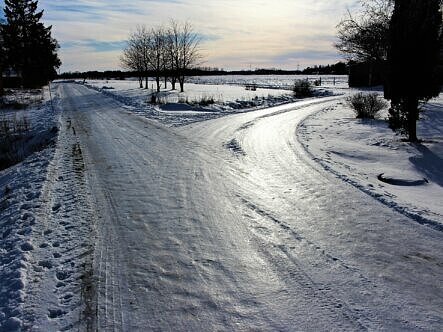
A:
[0,77,442,330]
[188,74,349,89]
[81,76,335,126]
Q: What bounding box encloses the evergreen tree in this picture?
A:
[0,21,4,96]
[2,0,60,88]
[385,0,442,142]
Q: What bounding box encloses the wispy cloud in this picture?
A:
[273,49,341,63]
[61,39,127,52]
[34,0,360,71]
[196,33,222,43]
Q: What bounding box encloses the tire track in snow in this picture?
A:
[182,97,443,330]
[238,196,380,331]
[62,85,128,331]
[95,189,126,332]
[57,84,443,331]
[63,84,291,330]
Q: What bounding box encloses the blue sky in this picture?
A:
[11,0,360,72]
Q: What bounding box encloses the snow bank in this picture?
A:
[1,84,98,331]
[0,87,59,331]
[81,78,334,126]
[298,94,443,230]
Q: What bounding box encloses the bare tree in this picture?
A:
[169,21,202,92]
[335,0,393,62]
[147,27,166,93]
[121,34,144,88]
[162,29,173,88]
[167,21,180,90]
[121,26,151,89]
[122,21,203,93]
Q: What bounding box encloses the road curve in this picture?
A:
[58,83,443,331]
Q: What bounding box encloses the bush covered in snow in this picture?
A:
[293,79,314,98]
[192,95,216,106]
[347,92,388,119]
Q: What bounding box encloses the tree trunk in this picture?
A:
[171,77,176,90]
[156,76,160,93]
[179,77,184,92]
[139,76,143,89]
[0,66,3,97]
[406,97,419,142]
[145,76,149,89]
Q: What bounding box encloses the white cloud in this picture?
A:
[37,0,360,71]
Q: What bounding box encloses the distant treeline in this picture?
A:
[57,62,348,80]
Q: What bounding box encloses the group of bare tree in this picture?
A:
[121,21,202,93]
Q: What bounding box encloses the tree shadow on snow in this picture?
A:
[409,143,443,187]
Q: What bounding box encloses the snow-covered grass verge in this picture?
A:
[1,88,45,110]
[0,87,59,330]
[0,84,98,331]
[0,149,55,331]
[298,93,443,230]
[0,89,58,170]
[80,78,334,126]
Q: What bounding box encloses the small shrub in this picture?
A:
[0,114,30,136]
[0,100,28,110]
[189,96,215,106]
[347,93,388,119]
[388,102,406,132]
[387,100,422,134]
[178,97,189,104]
[197,96,215,106]
[157,95,167,104]
[150,94,158,104]
[0,114,32,170]
[293,79,313,98]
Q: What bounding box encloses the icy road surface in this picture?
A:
[55,83,442,331]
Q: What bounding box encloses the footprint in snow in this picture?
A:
[55,270,71,281]
[20,242,34,252]
[52,202,61,212]
[48,308,66,319]
[38,260,53,269]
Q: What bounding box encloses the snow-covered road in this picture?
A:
[54,83,442,331]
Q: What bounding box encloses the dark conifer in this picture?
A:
[385,0,442,141]
[0,21,5,96]
[2,0,60,87]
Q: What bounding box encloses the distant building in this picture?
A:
[439,28,443,85]
[348,61,386,87]
[2,68,22,88]
[0,24,3,95]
